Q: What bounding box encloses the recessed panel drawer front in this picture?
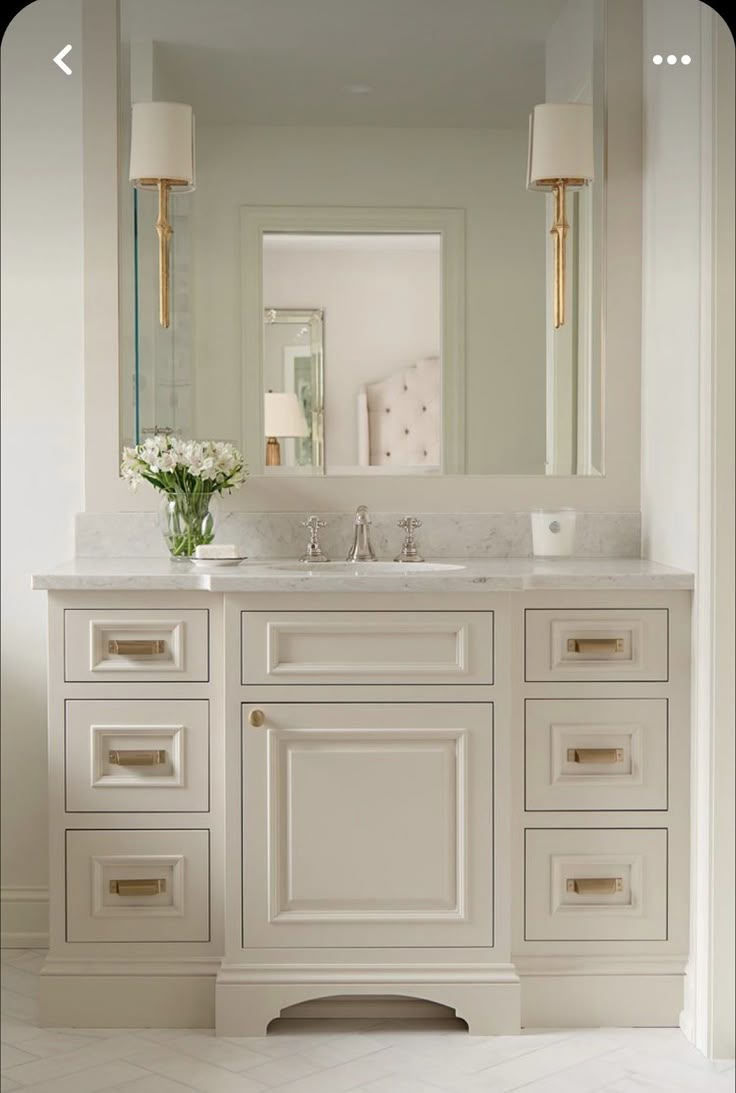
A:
[64,609,209,682]
[525,699,668,811]
[241,611,494,685]
[525,609,668,682]
[525,828,667,942]
[65,829,210,942]
[65,699,209,812]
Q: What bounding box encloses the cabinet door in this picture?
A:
[242,703,493,948]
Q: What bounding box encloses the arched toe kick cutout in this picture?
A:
[271,993,468,1031]
[215,979,520,1037]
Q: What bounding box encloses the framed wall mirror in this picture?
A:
[118,0,605,478]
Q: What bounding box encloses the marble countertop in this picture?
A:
[32,557,694,592]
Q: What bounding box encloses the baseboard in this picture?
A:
[0,887,49,949]
[521,973,685,1028]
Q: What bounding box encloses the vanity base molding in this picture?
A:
[516,957,687,1028]
[38,958,684,1031]
[215,963,521,1036]
[39,958,219,1028]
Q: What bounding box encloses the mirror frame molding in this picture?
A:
[85,0,642,514]
[242,206,465,477]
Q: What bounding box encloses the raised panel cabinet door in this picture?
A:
[242,703,494,948]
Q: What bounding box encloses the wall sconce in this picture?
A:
[527,103,594,329]
[129,102,195,329]
[264,391,309,466]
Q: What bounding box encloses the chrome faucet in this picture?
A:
[346,505,376,562]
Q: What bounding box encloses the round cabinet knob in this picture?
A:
[248,709,265,727]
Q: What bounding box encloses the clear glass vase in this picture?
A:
[158,490,220,560]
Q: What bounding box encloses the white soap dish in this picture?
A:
[190,556,248,568]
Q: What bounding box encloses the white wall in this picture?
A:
[0,0,84,942]
[263,244,440,469]
[641,0,735,1060]
[191,124,547,475]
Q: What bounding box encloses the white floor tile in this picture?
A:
[123,1051,269,1092]
[1,1014,41,1045]
[163,1031,273,1071]
[1,1034,157,1086]
[0,963,40,1000]
[230,1053,322,1086]
[8,1060,151,1093]
[0,986,39,1023]
[0,1041,39,1068]
[453,1036,621,1092]
[108,1077,206,1093]
[2,951,734,1093]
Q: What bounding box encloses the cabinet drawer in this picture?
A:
[242,611,494,685]
[525,699,668,811]
[525,609,668,682]
[525,828,667,941]
[65,829,210,942]
[65,700,209,812]
[64,609,209,683]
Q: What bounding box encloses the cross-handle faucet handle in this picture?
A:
[398,516,422,532]
[302,515,327,534]
[300,516,329,562]
[395,516,424,563]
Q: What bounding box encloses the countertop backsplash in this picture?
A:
[75,511,641,560]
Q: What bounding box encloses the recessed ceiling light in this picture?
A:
[681,54,692,65]
[667,54,677,65]
[345,84,373,95]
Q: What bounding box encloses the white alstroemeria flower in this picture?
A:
[121,434,246,495]
[158,450,177,471]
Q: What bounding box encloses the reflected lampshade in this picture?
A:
[264,392,309,438]
[527,103,594,190]
[129,102,195,191]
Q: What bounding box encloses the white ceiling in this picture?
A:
[120,0,568,128]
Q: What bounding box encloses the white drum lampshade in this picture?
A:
[526,102,594,329]
[527,102,594,190]
[264,392,309,467]
[129,102,195,189]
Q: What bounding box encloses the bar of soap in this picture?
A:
[194,544,239,559]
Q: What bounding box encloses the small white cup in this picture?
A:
[531,509,576,557]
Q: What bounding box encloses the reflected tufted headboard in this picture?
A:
[357,357,440,468]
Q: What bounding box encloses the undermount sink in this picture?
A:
[263,561,466,575]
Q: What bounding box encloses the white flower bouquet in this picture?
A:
[121,435,247,558]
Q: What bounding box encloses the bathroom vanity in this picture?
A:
[34,557,692,1034]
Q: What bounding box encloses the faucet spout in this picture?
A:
[346,505,376,561]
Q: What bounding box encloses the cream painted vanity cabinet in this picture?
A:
[34,563,692,1033]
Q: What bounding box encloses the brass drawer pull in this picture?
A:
[109,878,166,896]
[108,749,167,766]
[248,709,265,727]
[567,637,624,654]
[566,877,623,895]
[567,747,624,764]
[108,639,165,656]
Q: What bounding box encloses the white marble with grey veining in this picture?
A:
[32,556,693,593]
[75,511,641,560]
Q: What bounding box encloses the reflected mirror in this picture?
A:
[119,0,605,476]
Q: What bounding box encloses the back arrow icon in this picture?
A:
[53,44,73,75]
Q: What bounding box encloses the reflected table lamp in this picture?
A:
[264,391,309,466]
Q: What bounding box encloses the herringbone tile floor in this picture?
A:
[1,951,733,1092]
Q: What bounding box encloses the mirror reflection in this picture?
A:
[119,0,604,476]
